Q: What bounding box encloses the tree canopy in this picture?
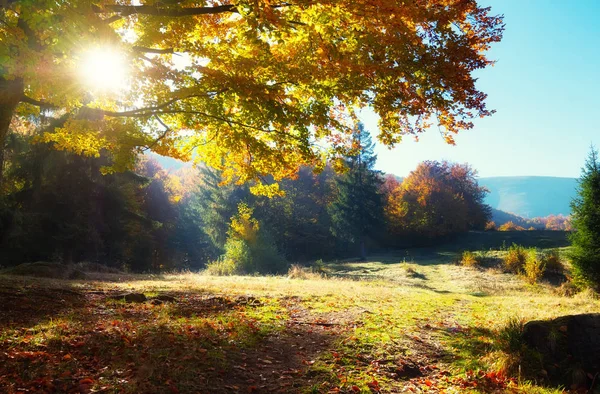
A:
[384,160,490,240]
[1,0,503,192]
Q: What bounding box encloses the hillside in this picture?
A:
[478,176,577,218]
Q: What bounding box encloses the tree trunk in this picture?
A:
[0,77,24,190]
[359,237,366,261]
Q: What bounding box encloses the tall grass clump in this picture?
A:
[460,251,480,267]
[486,318,543,379]
[287,264,324,280]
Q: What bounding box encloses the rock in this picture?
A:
[155,294,176,302]
[111,293,147,303]
[236,295,261,306]
[523,313,600,388]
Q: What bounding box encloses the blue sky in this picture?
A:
[363,0,600,178]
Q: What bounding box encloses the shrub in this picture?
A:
[522,250,546,284]
[222,237,253,272]
[555,281,580,297]
[460,251,480,267]
[502,244,527,273]
[541,249,563,273]
[313,259,326,273]
[211,203,287,275]
[205,258,237,276]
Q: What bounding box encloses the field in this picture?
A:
[1,231,597,393]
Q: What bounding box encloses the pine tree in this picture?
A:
[569,146,600,286]
[328,123,383,260]
[196,166,250,255]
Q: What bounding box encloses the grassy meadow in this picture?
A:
[1,231,596,393]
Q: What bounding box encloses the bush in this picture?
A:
[540,249,563,273]
[460,251,480,267]
[502,244,528,273]
[210,203,287,275]
[205,258,237,276]
[222,237,253,273]
[522,250,546,284]
[313,259,326,273]
[555,280,580,297]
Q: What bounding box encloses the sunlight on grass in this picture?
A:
[1,244,598,393]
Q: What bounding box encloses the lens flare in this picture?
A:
[79,47,128,93]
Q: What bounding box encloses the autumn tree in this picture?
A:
[497,221,526,231]
[385,161,490,240]
[328,123,383,260]
[569,147,600,286]
[0,0,503,191]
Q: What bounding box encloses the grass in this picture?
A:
[0,232,594,393]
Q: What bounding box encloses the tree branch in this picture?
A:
[142,115,172,152]
[92,2,299,18]
[98,94,208,117]
[21,95,58,109]
[132,46,174,54]
[92,3,237,17]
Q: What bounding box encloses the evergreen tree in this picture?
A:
[196,166,250,255]
[328,123,383,260]
[257,166,337,261]
[569,146,600,286]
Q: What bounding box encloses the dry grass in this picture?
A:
[0,242,596,393]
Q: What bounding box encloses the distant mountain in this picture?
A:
[478,176,577,218]
[490,208,532,228]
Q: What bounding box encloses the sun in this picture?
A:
[79,47,129,93]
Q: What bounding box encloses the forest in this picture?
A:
[1,123,492,272]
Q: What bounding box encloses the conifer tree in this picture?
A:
[328,123,383,260]
[196,167,250,255]
[569,146,600,286]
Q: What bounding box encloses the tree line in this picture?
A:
[0,124,492,273]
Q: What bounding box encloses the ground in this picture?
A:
[0,231,597,393]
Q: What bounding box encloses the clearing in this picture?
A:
[0,231,596,393]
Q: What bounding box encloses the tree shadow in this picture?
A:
[0,293,342,393]
[0,277,85,330]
